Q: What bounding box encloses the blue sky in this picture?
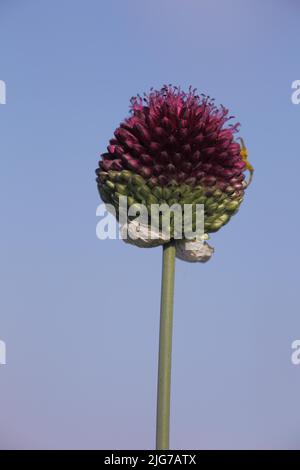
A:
[0,0,300,449]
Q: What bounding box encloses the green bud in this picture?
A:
[172,188,183,199]
[225,200,240,211]
[111,192,121,205]
[99,186,111,203]
[168,198,179,206]
[115,184,128,195]
[218,213,230,224]
[153,186,163,199]
[216,202,226,213]
[162,187,172,200]
[212,188,223,199]
[192,188,204,199]
[194,196,206,204]
[120,170,132,182]
[218,193,227,202]
[147,194,158,205]
[180,184,190,195]
[207,202,219,213]
[127,196,135,206]
[105,180,115,190]
[209,219,224,232]
[139,185,151,198]
[182,193,196,204]
[108,170,120,181]
[128,203,144,218]
[132,174,145,186]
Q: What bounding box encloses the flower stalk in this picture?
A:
[96,85,254,449]
[156,241,176,450]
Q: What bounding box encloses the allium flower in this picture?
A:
[96,85,253,256]
[95,85,254,449]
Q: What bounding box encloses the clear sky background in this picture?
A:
[0,0,300,450]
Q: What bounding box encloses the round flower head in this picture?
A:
[96,85,253,259]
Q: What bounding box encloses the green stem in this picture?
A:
[156,241,176,450]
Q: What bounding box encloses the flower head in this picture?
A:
[96,85,253,255]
